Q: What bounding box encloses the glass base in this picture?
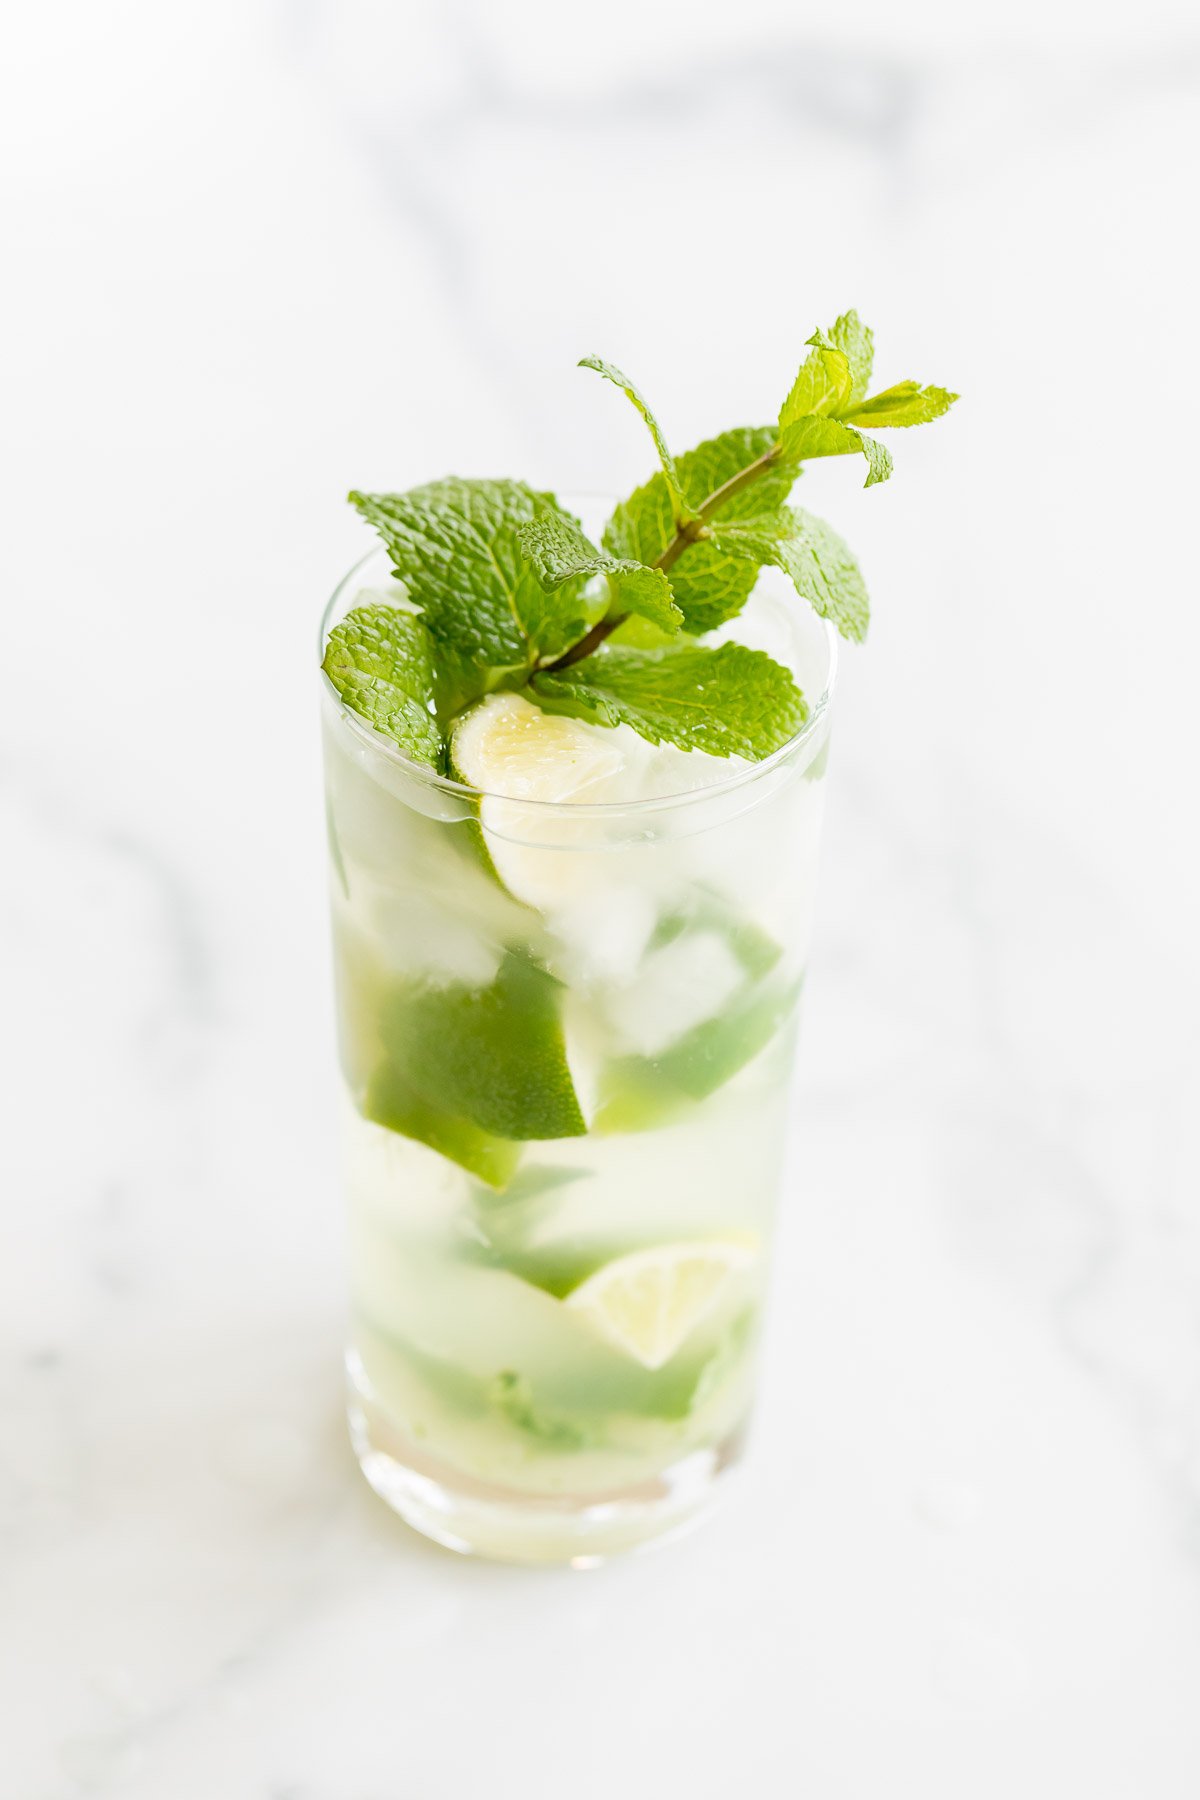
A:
[346,1353,743,1566]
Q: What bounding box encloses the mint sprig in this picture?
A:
[775,310,956,486]
[333,312,956,769]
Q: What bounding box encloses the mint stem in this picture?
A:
[538,612,625,673]
[689,445,781,530]
[540,446,782,672]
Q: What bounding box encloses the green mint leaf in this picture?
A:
[855,428,894,485]
[531,643,806,761]
[599,564,681,634]
[348,480,591,688]
[518,511,682,635]
[780,341,853,424]
[825,310,874,405]
[578,356,689,519]
[842,381,959,427]
[604,425,796,633]
[715,506,870,643]
[379,950,586,1145]
[776,414,893,487]
[517,510,607,587]
[321,604,444,767]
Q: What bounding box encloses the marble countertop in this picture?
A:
[3,2,1199,1794]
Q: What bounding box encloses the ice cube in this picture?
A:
[546,883,658,988]
[633,740,752,800]
[601,929,746,1058]
[345,878,504,988]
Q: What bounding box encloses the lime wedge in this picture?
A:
[449,692,628,910]
[380,949,586,1145]
[565,1238,757,1369]
[652,977,801,1099]
[364,1062,521,1190]
[592,979,801,1134]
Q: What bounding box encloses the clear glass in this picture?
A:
[320,521,836,1563]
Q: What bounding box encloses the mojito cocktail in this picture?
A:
[319,321,955,1559]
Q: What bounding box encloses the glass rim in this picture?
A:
[318,543,838,816]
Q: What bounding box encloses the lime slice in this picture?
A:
[450,691,626,804]
[565,1238,757,1369]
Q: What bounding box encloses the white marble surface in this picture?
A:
[3,2,1200,1794]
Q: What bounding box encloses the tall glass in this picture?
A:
[321,534,836,1563]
